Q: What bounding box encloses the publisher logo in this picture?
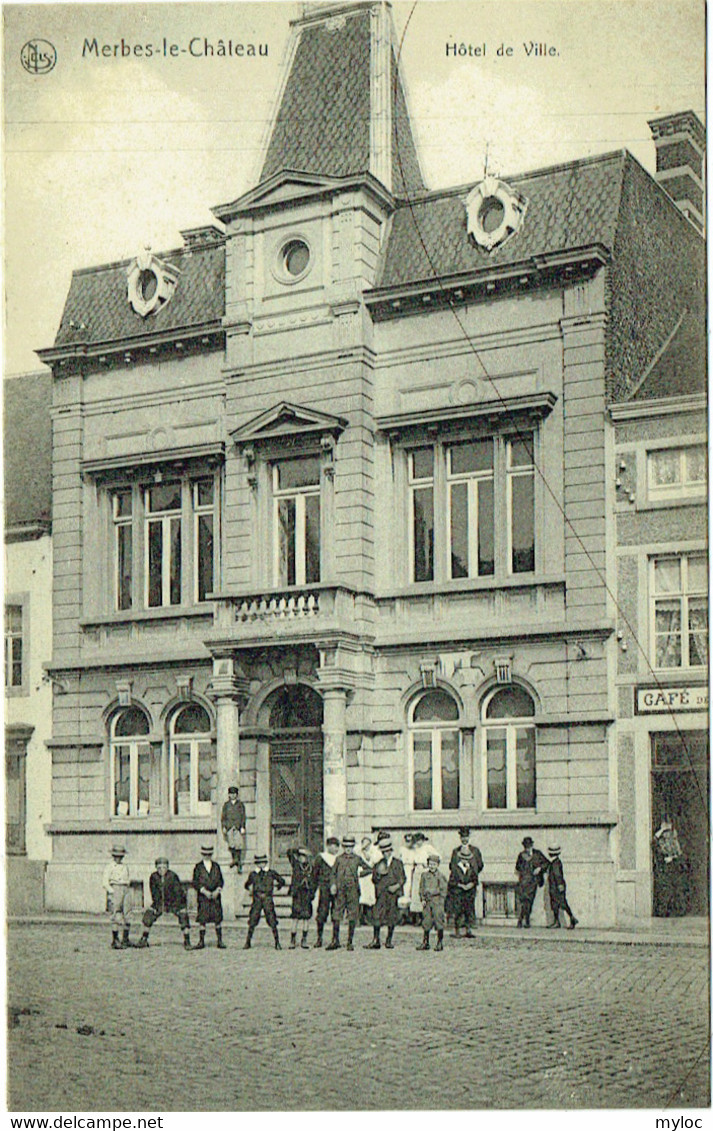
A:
[20,39,57,75]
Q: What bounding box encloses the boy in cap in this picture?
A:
[328,834,371,951]
[515,836,549,928]
[103,845,132,949]
[546,846,578,929]
[287,846,313,948]
[366,834,406,950]
[192,844,225,949]
[221,785,246,871]
[448,846,481,938]
[418,852,448,950]
[446,827,484,931]
[137,857,192,950]
[311,835,340,947]
[244,853,285,949]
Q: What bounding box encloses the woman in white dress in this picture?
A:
[358,836,382,924]
[399,833,417,922]
[409,833,431,923]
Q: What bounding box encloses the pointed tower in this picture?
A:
[258,2,425,197]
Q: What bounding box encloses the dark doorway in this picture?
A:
[268,685,324,864]
[651,731,709,916]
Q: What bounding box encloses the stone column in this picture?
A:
[209,656,248,918]
[321,686,348,841]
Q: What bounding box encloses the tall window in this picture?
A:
[409,689,460,811]
[273,456,320,586]
[4,604,23,689]
[113,490,133,611]
[482,685,536,810]
[409,448,435,582]
[193,479,214,602]
[170,703,215,817]
[507,434,535,574]
[111,707,151,817]
[145,481,182,607]
[406,430,537,583]
[652,553,708,670]
[448,438,494,578]
[648,445,707,499]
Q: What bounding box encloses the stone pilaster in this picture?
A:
[208,656,249,917]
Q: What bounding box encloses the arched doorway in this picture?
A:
[266,685,324,862]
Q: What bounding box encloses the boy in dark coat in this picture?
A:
[192,844,225,949]
[311,835,339,947]
[449,846,480,937]
[287,846,313,949]
[327,834,371,951]
[244,853,285,949]
[365,834,406,950]
[446,827,484,929]
[220,785,246,872]
[137,856,192,949]
[515,836,549,928]
[546,845,578,929]
[417,852,448,951]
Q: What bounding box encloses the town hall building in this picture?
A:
[37,2,707,923]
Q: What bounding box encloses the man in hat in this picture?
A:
[221,785,246,872]
[103,845,132,949]
[448,845,481,938]
[287,846,314,949]
[328,834,371,951]
[515,836,549,928]
[244,853,285,949]
[446,827,484,932]
[546,846,578,929]
[367,834,406,949]
[311,835,340,947]
[192,843,225,948]
[417,852,448,951]
[136,857,192,950]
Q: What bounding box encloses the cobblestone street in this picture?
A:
[7,922,710,1111]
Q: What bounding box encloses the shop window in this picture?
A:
[170,703,215,817]
[648,445,707,499]
[111,707,151,817]
[651,553,708,670]
[272,455,321,587]
[482,685,536,810]
[409,689,461,811]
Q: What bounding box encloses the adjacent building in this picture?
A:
[5,371,53,913]
[36,3,707,924]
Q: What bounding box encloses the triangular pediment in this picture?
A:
[213,171,348,221]
[231,402,348,445]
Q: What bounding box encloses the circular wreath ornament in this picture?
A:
[466,176,527,252]
[127,250,180,317]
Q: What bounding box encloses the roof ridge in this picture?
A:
[70,239,225,279]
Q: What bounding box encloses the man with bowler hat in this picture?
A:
[515,836,549,928]
[193,843,225,948]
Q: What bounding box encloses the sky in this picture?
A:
[3,0,705,376]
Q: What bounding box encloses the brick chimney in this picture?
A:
[648,111,705,234]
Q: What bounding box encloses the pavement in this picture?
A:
[6,919,710,1111]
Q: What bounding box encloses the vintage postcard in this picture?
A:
[3,0,708,1116]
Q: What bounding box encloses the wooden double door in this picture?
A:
[270,729,324,865]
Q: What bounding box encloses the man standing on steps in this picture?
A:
[327,834,371,951]
[311,835,339,947]
[193,843,226,949]
[366,834,406,950]
[221,785,246,872]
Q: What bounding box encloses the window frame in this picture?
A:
[4,596,28,697]
[169,704,216,818]
[110,709,152,819]
[408,689,461,812]
[144,480,183,609]
[271,456,321,588]
[446,439,495,580]
[650,551,708,672]
[481,685,537,812]
[505,433,536,576]
[647,444,707,501]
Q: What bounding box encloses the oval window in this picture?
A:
[479,196,505,234]
[282,239,310,278]
[138,269,158,302]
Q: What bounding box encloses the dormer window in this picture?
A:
[466,176,527,252]
[127,250,180,317]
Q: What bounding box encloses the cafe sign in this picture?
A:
[636,685,709,714]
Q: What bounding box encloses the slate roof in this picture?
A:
[376,151,627,289]
[4,371,52,533]
[52,241,225,350]
[259,7,424,196]
[629,311,707,402]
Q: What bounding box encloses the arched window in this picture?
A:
[268,685,323,730]
[111,706,151,817]
[170,703,215,817]
[409,689,460,811]
[482,685,536,810]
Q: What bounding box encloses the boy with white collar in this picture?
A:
[103,844,132,950]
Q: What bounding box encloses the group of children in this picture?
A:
[102,824,577,950]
